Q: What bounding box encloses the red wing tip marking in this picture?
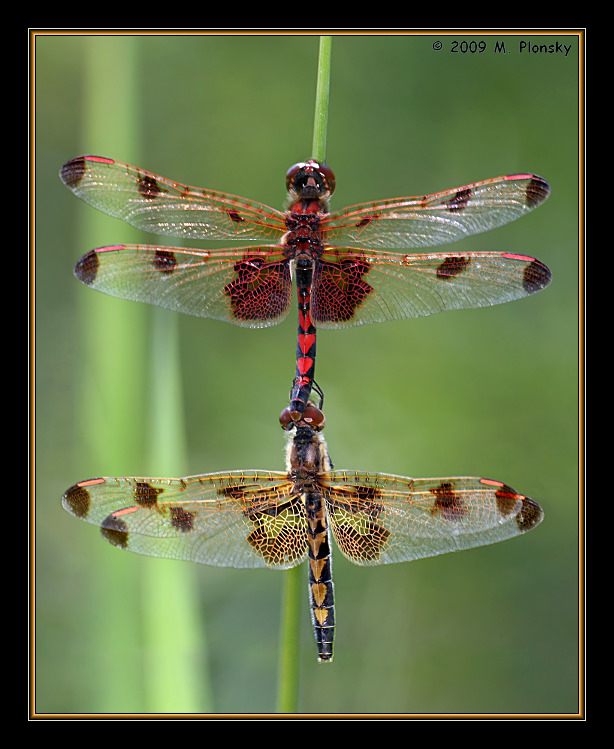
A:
[98,244,127,253]
[78,477,105,487]
[111,506,140,518]
[83,155,115,164]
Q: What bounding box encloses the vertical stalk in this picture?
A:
[311,36,333,163]
[78,35,147,711]
[78,36,211,713]
[276,35,333,714]
[141,309,213,712]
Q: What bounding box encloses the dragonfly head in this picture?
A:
[280,403,326,432]
[286,160,336,201]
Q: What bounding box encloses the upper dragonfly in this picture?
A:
[60,156,552,418]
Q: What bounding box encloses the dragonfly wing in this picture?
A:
[74,244,292,327]
[311,249,551,328]
[60,155,287,241]
[62,471,308,569]
[323,473,543,566]
[323,174,550,249]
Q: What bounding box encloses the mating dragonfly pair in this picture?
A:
[60,155,550,662]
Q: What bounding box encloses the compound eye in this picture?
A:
[279,406,294,430]
[315,162,336,195]
[302,404,326,430]
[286,162,307,191]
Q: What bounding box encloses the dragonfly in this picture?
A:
[62,401,544,663]
[60,156,552,420]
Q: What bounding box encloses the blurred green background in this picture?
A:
[34,32,580,716]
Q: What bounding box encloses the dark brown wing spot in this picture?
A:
[170,506,194,532]
[135,482,163,508]
[221,485,247,500]
[153,249,178,274]
[312,258,372,323]
[430,482,465,521]
[74,250,100,286]
[224,256,291,322]
[525,177,550,208]
[60,157,86,188]
[523,259,552,294]
[63,483,91,518]
[447,188,472,212]
[328,486,384,521]
[220,485,250,502]
[245,498,298,520]
[101,514,130,548]
[138,174,163,199]
[494,484,522,517]
[355,216,373,229]
[516,497,543,531]
[227,210,245,224]
[352,486,383,508]
[436,255,471,279]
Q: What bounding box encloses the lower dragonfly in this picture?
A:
[62,402,544,662]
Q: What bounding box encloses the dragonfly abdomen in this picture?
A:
[305,490,335,662]
[290,258,317,419]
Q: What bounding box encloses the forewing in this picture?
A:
[62,472,308,569]
[322,174,550,249]
[60,155,286,241]
[322,472,543,566]
[74,244,292,327]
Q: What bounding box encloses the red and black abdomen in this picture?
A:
[284,199,327,419]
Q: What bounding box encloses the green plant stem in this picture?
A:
[141,309,213,713]
[79,36,211,714]
[276,562,303,713]
[79,35,147,712]
[312,36,333,163]
[277,34,333,714]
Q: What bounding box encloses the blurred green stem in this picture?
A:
[79,35,146,712]
[277,35,333,714]
[312,36,332,163]
[79,36,211,714]
[142,309,213,713]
